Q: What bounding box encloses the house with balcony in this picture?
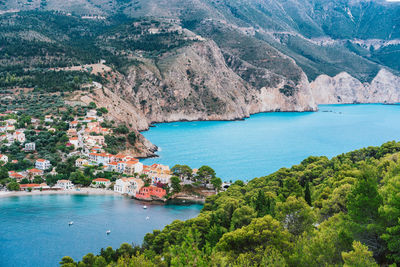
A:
[56,180,74,190]
[35,159,51,170]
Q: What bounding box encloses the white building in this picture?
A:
[56,180,74,190]
[13,131,25,143]
[25,142,36,151]
[69,137,80,148]
[75,158,89,168]
[114,178,132,194]
[35,159,51,170]
[127,178,144,196]
[0,154,8,164]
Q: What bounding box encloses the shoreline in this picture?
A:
[0,188,121,199]
[0,189,209,205]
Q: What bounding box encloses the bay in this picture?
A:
[142,104,400,181]
[0,194,202,266]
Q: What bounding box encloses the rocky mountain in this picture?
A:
[311,69,400,104]
[1,1,400,155]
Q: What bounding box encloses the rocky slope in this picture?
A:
[310,69,400,104]
[103,39,317,124]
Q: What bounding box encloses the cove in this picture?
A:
[142,104,400,181]
[0,194,202,267]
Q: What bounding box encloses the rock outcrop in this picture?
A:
[110,40,317,125]
[310,69,400,104]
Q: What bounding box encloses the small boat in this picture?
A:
[143,205,147,209]
[106,230,111,235]
[69,221,74,226]
[146,216,150,220]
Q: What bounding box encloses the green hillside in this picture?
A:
[63,141,400,266]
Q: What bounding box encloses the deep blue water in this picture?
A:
[142,104,400,181]
[0,194,202,267]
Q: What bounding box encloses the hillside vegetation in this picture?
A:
[62,141,400,266]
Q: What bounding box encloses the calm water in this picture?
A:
[142,104,400,181]
[0,194,202,267]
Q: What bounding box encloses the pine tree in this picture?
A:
[305,181,312,206]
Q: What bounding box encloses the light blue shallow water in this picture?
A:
[0,194,202,267]
[142,104,400,181]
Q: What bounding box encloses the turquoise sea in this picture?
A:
[0,195,202,266]
[142,104,400,181]
[2,104,400,266]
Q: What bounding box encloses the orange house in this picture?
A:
[136,186,166,199]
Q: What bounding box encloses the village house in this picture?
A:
[6,119,17,125]
[44,115,53,123]
[56,180,74,190]
[89,153,114,165]
[102,161,116,172]
[6,125,15,132]
[114,178,134,194]
[127,178,144,196]
[69,121,78,129]
[27,168,44,178]
[69,137,80,148]
[35,159,51,170]
[0,125,6,132]
[143,164,172,185]
[20,184,41,191]
[136,186,166,200]
[92,178,111,188]
[75,158,89,168]
[124,160,144,175]
[8,171,24,182]
[117,161,127,173]
[13,131,25,143]
[67,129,77,137]
[85,135,105,146]
[0,154,8,164]
[24,142,36,152]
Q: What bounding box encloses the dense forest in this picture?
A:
[61,141,400,266]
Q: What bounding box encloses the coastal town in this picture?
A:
[0,104,222,201]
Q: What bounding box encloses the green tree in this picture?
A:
[7,181,20,191]
[342,241,378,267]
[171,165,192,181]
[305,181,312,206]
[347,167,384,256]
[379,174,400,262]
[275,196,315,236]
[211,177,222,192]
[230,205,257,230]
[60,256,76,266]
[217,215,291,258]
[196,166,215,186]
[127,132,136,145]
[170,176,181,193]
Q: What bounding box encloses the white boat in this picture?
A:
[146,216,150,220]
[69,221,74,226]
[106,230,111,235]
[143,205,147,209]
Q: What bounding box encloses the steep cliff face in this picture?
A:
[110,40,317,125]
[310,69,400,104]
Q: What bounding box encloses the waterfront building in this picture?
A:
[56,180,74,190]
[136,186,166,199]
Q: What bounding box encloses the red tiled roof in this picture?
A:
[20,184,40,188]
[28,168,43,173]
